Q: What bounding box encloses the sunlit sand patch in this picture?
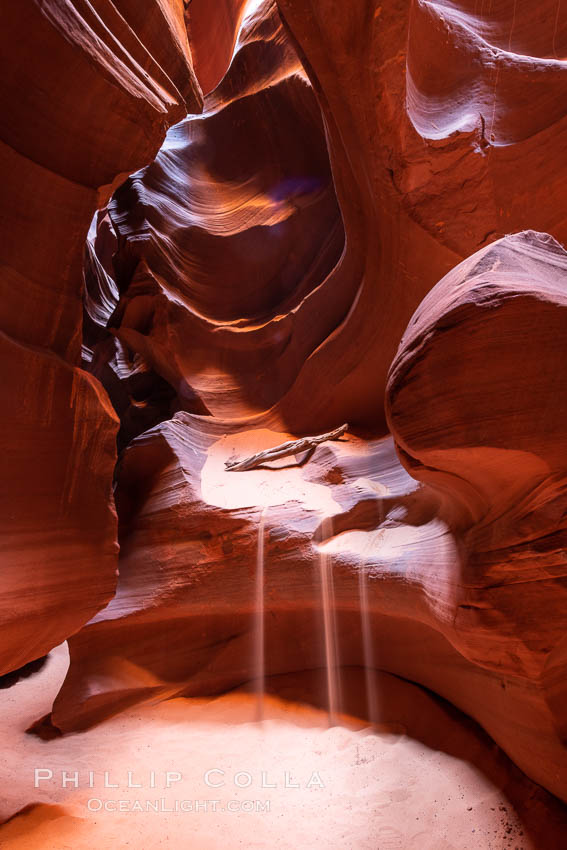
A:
[0,644,549,849]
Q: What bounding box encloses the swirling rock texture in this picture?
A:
[386,230,567,798]
[0,0,202,674]
[86,0,344,441]
[5,0,567,813]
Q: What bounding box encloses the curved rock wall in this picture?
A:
[386,230,567,796]
[87,2,343,443]
[185,0,250,94]
[3,0,567,807]
[55,233,567,802]
[0,0,202,675]
[273,0,567,430]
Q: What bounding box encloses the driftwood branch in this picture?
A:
[225,424,349,472]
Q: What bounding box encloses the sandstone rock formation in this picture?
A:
[0,0,202,675]
[87,0,344,438]
[56,231,567,801]
[3,0,567,813]
[386,230,567,793]
[185,0,250,94]
[272,0,567,431]
[52,417,425,727]
[48,0,567,804]
[87,0,567,436]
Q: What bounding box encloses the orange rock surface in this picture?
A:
[0,0,202,674]
[3,0,567,819]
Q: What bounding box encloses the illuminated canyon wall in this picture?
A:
[2,0,567,803]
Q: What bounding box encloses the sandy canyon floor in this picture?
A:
[0,645,565,849]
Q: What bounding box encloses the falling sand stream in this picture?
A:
[318,515,341,724]
[358,558,378,726]
[358,499,384,726]
[255,508,266,720]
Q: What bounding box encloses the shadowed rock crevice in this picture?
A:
[85,2,346,431]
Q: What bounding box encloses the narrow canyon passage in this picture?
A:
[1,0,567,847]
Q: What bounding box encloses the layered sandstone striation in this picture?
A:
[3,0,567,811]
[53,330,567,800]
[52,418,426,726]
[84,0,567,435]
[386,231,567,793]
[272,0,567,430]
[0,0,202,675]
[51,0,567,803]
[88,1,344,438]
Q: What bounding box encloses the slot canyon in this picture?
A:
[1,1,567,847]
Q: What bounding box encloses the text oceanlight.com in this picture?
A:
[86,798,271,814]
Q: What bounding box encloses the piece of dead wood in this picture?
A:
[224,424,349,472]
